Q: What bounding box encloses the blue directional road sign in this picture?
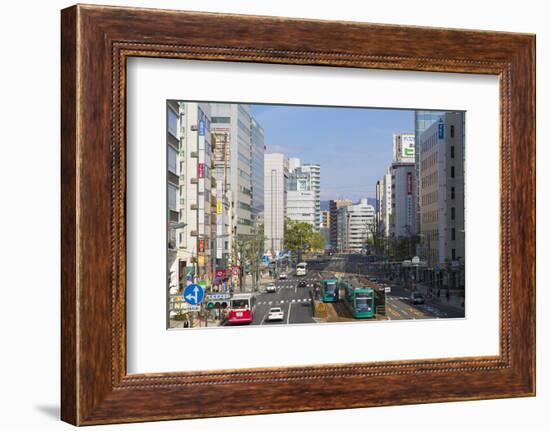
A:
[183,283,205,305]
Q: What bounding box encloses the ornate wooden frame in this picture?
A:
[61,4,536,425]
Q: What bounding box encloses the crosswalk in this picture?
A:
[275,278,318,285]
[257,298,312,306]
[273,285,313,290]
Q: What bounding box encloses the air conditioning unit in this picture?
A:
[190,125,198,131]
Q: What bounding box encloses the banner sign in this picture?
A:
[215,269,227,279]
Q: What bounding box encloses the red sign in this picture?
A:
[215,269,227,279]
[198,239,205,252]
[231,266,240,276]
[198,163,205,178]
[406,172,413,195]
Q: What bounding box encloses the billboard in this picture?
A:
[401,134,415,159]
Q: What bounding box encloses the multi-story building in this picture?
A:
[301,164,321,229]
[419,112,465,276]
[320,210,331,246]
[264,153,289,255]
[250,117,265,231]
[329,199,352,251]
[388,161,417,238]
[376,168,393,237]
[167,101,181,294]
[287,161,316,227]
[166,102,216,293]
[287,189,316,226]
[336,198,375,253]
[210,103,254,244]
[415,111,445,235]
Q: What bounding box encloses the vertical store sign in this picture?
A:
[406,171,413,227]
[197,109,205,237]
[216,187,223,259]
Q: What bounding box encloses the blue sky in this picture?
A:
[251,104,414,201]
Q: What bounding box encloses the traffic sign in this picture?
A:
[183,283,205,305]
[215,268,227,279]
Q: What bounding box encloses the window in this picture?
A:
[451,187,455,200]
[168,184,177,211]
[452,228,456,240]
[168,146,177,174]
[451,166,455,178]
[168,109,178,137]
[451,145,455,158]
[450,125,455,138]
[452,248,456,260]
[211,116,230,123]
[451,207,455,220]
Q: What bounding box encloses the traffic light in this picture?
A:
[206,300,228,309]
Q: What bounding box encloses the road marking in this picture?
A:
[286,302,292,325]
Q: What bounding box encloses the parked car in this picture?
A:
[411,292,425,305]
[278,273,288,280]
[297,280,308,288]
[266,307,284,322]
[266,285,277,293]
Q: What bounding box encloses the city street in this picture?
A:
[252,277,317,325]
[236,253,465,327]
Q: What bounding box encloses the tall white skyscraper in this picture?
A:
[301,164,321,229]
[264,153,289,254]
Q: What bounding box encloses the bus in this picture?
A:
[343,282,375,318]
[320,278,339,302]
[296,262,307,277]
[226,293,256,325]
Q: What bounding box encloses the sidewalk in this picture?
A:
[414,283,465,312]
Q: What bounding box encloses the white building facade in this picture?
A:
[419,112,465,268]
[210,103,254,243]
[336,198,375,253]
[264,153,289,255]
[301,164,321,229]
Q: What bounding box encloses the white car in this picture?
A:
[266,307,284,322]
[266,285,277,293]
[278,273,288,280]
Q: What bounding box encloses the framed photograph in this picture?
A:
[61,4,535,425]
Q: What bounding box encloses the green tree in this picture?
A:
[284,219,317,262]
[309,231,326,251]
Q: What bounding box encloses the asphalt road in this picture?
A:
[307,253,464,321]
[252,275,318,326]
[221,254,463,327]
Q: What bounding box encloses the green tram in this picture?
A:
[320,278,339,303]
[343,282,375,318]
